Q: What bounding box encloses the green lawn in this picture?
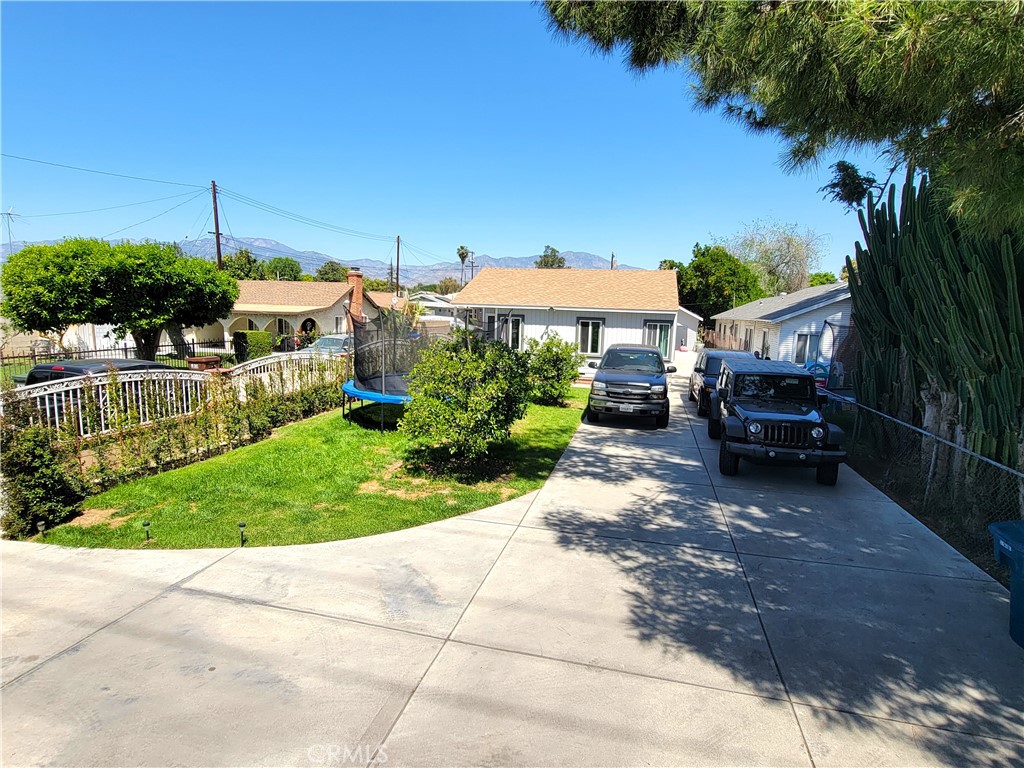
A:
[42,389,587,549]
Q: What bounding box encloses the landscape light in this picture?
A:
[142,520,151,542]
[238,521,246,547]
[36,521,46,539]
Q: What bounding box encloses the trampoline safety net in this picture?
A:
[350,309,437,398]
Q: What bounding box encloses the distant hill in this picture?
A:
[1,237,639,284]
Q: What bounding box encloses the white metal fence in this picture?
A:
[3,352,348,438]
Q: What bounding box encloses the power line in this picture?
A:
[103,190,207,238]
[1,153,206,189]
[402,240,451,263]
[217,187,395,242]
[19,190,200,218]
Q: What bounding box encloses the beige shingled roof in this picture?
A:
[453,268,681,312]
[365,291,409,311]
[233,281,351,314]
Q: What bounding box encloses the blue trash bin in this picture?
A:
[989,520,1024,649]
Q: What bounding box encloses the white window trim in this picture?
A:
[577,317,605,356]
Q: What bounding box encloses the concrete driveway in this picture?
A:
[3,382,1023,767]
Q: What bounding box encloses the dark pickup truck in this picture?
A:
[586,344,677,429]
[707,359,846,485]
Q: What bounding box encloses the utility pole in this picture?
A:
[395,235,401,297]
[210,180,223,269]
[469,250,476,281]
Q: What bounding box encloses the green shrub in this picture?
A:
[1,423,87,539]
[402,331,530,466]
[526,333,584,405]
[233,330,272,361]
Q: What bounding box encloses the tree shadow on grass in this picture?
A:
[346,403,404,431]
[542,502,1024,764]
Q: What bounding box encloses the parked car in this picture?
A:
[306,334,353,355]
[586,344,677,429]
[689,348,756,417]
[707,359,846,485]
[23,358,176,386]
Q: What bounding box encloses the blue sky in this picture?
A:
[1,1,886,276]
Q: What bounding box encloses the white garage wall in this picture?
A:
[776,299,852,363]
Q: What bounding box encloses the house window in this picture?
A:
[500,316,524,351]
[247,319,258,331]
[794,333,809,364]
[578,319,603,356]
[277,318,294,337]
[335,316,345,333]
[643,321,671,357]
[743,327,754,352]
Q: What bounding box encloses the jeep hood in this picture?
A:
[733,401,820,420]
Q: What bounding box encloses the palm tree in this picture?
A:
[457,245,470,286]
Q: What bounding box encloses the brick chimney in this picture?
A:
[346,268,364,321]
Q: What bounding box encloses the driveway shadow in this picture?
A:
[541,482,1024,764]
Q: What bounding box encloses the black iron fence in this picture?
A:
[826,393,1022,586]
[0,340,233,382]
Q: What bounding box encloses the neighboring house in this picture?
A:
[453,268,701,369]
[710,282,851,365]
[409,291,458,318]
[185,271,365,347]
[363,291,408,320]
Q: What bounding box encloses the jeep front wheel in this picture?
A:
[718,440,739,475]
[707,415,721,439]
[816,463,839,486]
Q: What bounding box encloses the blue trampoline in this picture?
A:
[342,379,410,406]
[341,305,435,426]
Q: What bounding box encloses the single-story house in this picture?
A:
[452,267,701,369]
[409,291,458,318]
[710,282,851,364]
[185,270,368,347]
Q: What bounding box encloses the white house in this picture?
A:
[710,282,851,365]
[453,268,701,370]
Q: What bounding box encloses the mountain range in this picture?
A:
[1,237,637,284]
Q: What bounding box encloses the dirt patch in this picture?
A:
[497,487,517,501]
[356,479,450,501]
[68,508,132,529]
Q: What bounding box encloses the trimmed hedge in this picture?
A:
[233,330,272,361]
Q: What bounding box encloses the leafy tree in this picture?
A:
[0,237,105,337]
[808,272,838,287]
[731,221,824,295]
[526,334,584,405]
[437,276,460,295]
[94,241,239,360]
[535,245,566,269]
[457,245,470,285]
[315,261,349,282]
[663,244,764,321]
[1,238,238,361]
[265,256,302,281]
[222,248,266,280]
[363,277,391,292]
[299,273,315,282]
[544,1,1024,233]
[402,330,530,466]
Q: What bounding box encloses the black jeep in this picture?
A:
[707,360,846,485]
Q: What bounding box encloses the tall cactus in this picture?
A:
[850,171,1024,470]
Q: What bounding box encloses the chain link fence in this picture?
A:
[826,395,1022,586]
